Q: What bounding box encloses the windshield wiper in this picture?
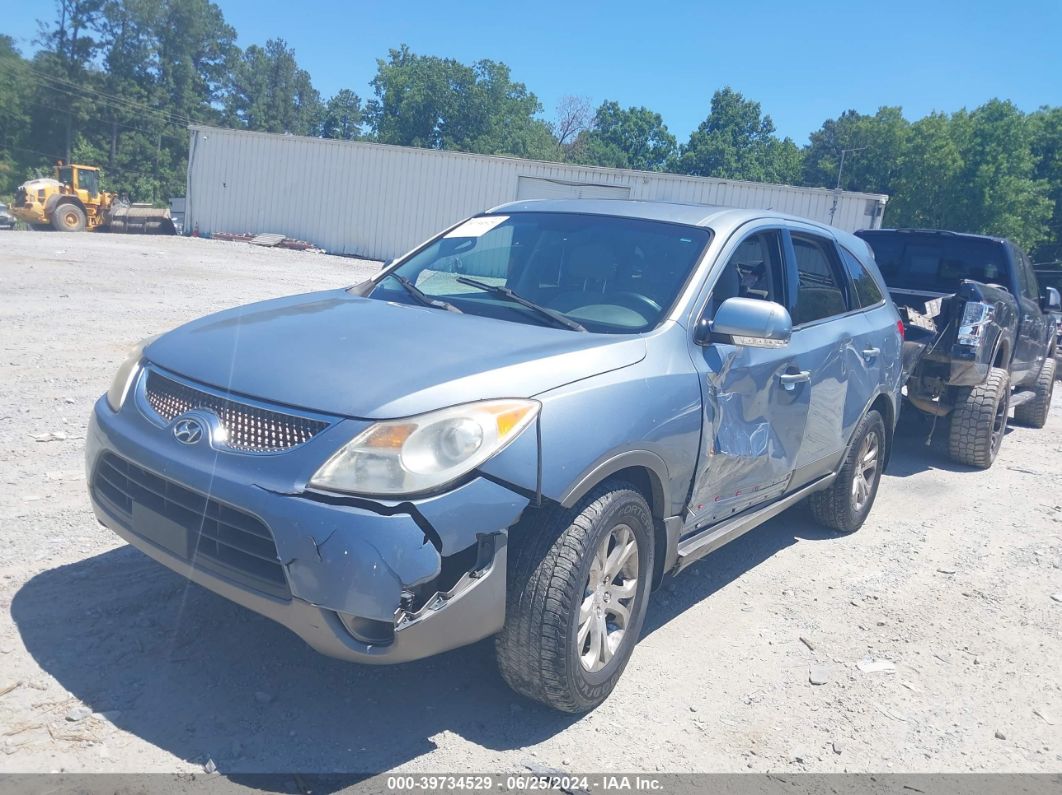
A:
[389,274,463,313]
[455,276,586,332]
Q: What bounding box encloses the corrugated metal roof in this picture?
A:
[186,125,887,259]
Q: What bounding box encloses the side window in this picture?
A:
[709,230,785,316]
[1017,248,1040,300]
[790,233,849,325]
[840,246,885,308]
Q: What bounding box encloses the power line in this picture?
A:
[0,61,197,128]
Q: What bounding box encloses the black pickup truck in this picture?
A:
[1034,261,1062,366]
[857,229,1060,468]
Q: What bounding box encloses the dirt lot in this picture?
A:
[0,231,1060,776]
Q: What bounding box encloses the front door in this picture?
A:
[685,227,811,531]
[1011,246,1047,385]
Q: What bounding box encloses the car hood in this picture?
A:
[145,289,647,418]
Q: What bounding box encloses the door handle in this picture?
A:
[779,371,811,390]
[862,347,880,361]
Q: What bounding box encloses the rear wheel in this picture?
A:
[495,482,654,713]
[809,409,886,533]
[1013,358,1055,429]
[947,366,1009,469]
[51,203,86,232]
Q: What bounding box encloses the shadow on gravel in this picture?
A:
[883,408,1016,477]
[13,432,925,785]
[11,546,578,783]
[13,507,836,783]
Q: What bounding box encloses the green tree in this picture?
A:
[320,89,363,140]
[950,100,1052,249]
[366,46,558,159]
[802,106,909,193]
[32,0,105,164]
[886,112,963,229]
[224,38,322,136]
[676,87,802,183]
[1027,106,1062,261]
[575,101,676,171]
[0,36,35,193]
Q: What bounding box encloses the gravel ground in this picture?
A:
[0,231,1060,776]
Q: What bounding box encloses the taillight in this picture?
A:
[957,301,994,347]
[896,319,905,341]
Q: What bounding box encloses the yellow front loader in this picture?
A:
[12,163,176,234]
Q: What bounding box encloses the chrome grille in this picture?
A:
[144,370,328,453]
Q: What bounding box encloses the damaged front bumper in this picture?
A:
[86,393,529,663]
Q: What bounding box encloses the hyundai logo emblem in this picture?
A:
[173,417,205,445]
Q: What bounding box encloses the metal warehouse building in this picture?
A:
[185,125,888,261]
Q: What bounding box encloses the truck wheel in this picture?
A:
[1013,358,1055,429]
[495,482,654,713]
[809,409,886,533]
[947,366,1009,469]
[52,203,86,232]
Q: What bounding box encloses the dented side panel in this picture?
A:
[687,340,811,527]
[534,343,703,515]
[412,477,530,555]
[273,503,440,622]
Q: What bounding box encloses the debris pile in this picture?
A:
[209,231,324,253]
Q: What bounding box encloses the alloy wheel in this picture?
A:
[850,431,880,514]
[577,523,639,673]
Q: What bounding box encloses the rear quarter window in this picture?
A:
[840,246,885,308]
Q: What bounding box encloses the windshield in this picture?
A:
[858,231,1009,294]
[58,166,73,186]
[366,212,710,333]
[79,169,100,196]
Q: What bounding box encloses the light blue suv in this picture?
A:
[87,200,903,712]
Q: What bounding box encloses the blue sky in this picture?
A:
[5,0,1061,144]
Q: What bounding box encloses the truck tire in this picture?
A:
[1013,358,1055,429]
[947,366,1009,469]
[495,481,654,713]
[51,203,86,232]
[809,409,886,533]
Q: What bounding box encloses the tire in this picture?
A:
[809,409,886,533]
[495,481,654,713]
[1013,358,1056,429]
[947,366,1009,469]
[51,203,86,232]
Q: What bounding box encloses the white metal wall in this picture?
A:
[186,125,888,260]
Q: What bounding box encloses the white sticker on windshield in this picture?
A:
[444,215,509,238]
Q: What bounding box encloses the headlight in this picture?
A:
[309,399,540,497]
[106,336,156,411]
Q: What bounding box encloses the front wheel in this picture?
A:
[51,203,86,232]
[1013,358,1056,428]
[495,482,654,713]
[809,409,886,532]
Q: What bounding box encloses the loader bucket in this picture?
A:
[107,205,176,235]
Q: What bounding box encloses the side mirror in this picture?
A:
[695,297,792,348]
[1042,286,1061,312]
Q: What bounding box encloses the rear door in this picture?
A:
[685,224,812,530]
[781,226,861,488]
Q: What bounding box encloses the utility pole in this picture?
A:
[828,146,868,225]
